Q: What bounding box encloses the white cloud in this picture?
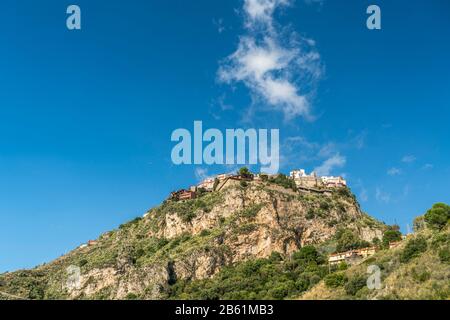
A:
[213,18,226,33]
[375,187,391,203]
[194,167,210,181]
[360,188,368,202]
[314,154,346,176]
[401,155,416,163]
[387,167,402,176]
[218,0,322,121]
[243,0,290,28]
[422,163,433,170]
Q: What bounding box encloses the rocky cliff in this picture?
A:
[0,179,385,300]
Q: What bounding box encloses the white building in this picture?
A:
[198,178,215,191]
[290,169,347,189]
[321,176,347,188]
[290,170,322,188]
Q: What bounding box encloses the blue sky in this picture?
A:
[0,0,449,272]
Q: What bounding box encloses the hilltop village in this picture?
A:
[165,168,404,267]
[79,168,405,268]
[168,168,347,202]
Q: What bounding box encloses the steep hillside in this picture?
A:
[0,179,384,300]
[300,226,450,300]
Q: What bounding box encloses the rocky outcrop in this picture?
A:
[1,180,385,300]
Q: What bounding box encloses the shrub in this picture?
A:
[200,229,211,237]
[424,203,450,230]
[372,237,381,247]
[238,167,253,179]
[345,276,367,295]
[119,217,142,229]
[325,272,348,288]
[79,259,88,267]
[337,262,348,271]
[320,200,331,211]
[269,251,283,263]
[268,174,297,191]
[305,209,315,220]
[240,204,263,218]
[438,246,450,263]
[125,293,138,300]
[328,219,338,227]
[411,269,431,283]
[400,237,428,263]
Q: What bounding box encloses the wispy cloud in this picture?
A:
[213,18,226,34]
[218,0,322,121]
[375,187,391,203]
[422,163,433,170]
[401,155,416,163]
[359,188,368,202]
[387,167,402,176]
[194,167,210,181]
[314,154,346,176]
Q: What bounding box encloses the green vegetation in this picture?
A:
[238,167,253,179]
[400,236,427,263]
[335,229,370,252]
[382,225,402,248]
[324,272,347,288]
[268,174,297,191]
[424,203,450,230]
[167,246,328,300]
[344,275,367,295]
[301,203,450,300]
[2,176,447,302]
[154,191,223,223]
[239,204,263,218]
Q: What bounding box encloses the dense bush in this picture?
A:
[345,275,367,295]
[400,237,427,263]
[324,272,348,288]
[438,246,450,263]
[268,174,297,191]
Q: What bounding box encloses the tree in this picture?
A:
[424,203,450,230]
[335,229,360,252]
[372,237,381,247]
[238,167,253,179]
[382,225,402,248]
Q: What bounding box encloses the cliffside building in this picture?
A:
[290,169,347,189]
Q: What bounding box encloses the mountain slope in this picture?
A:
[0,179,385,300]
[299,226,450,300]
